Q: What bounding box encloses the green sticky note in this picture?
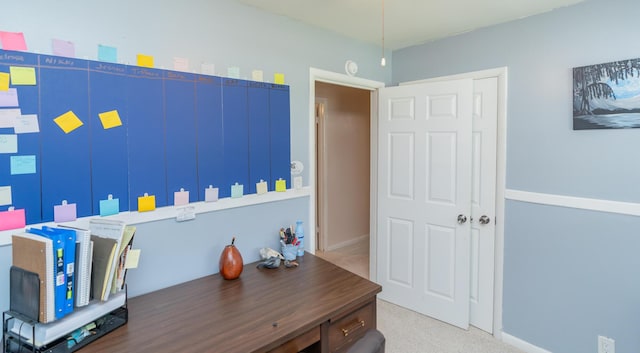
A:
[9,66,36,85]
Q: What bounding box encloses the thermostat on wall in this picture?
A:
[345,60,358,76]
[290,160,304,175]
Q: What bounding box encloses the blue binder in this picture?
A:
[45,227,76,314]
[28,227,76,318]
[42,226,76,314]
[28,227,67,320]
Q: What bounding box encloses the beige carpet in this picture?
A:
[377,299,524,353]
[317,240,524,353]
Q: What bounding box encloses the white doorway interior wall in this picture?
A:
[307,68,384,266]
[315,82,371,252]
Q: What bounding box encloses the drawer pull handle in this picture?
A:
[341,320,365,336]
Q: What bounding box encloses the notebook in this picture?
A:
[12,233,54,323]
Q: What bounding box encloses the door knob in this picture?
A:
[457,214,467,224]
[479,215,491,225]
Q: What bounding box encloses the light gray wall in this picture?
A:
[0,0,390,313]
[393,0,640,351]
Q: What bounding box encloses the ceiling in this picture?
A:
[234,0,585,50]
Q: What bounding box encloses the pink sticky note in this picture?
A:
[0,208,26,231]
[52,38,75,58]
[205,185,218,202]
[0,31,27,51]
[174,188,189,206]
[53,200,77,223]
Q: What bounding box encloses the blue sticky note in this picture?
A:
[99,195,120,216]
[10,155,36,175]
[98,44,117,63]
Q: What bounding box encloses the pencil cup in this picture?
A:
[281,244,297,261]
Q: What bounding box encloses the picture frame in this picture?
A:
[573,58,640,129]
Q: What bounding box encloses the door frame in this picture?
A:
[308,68,384,263]
[401,67,508,338]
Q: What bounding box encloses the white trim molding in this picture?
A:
[505,189,640,216]
[502,332,553,353]
[0,188,310,247]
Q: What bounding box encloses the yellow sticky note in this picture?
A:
[54,111,83,134]
[275,178,286,192]
[0,73,9,91]
[274,73,285,84]
[9,66,36,85]
[124,249,141,269]
[99,110,122,129]
[256,180,268,195]
[137,54,154,68]
[138,193,156,212]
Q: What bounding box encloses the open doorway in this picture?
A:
[314,82,371,278]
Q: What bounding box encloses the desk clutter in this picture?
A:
[257,221,305,269]
[3,219,139,353]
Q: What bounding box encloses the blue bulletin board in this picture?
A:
[0,49,291,225]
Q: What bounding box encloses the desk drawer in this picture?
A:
[268,326,320,353]
[327,301,375,353]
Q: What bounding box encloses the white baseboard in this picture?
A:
[325,233,369,252]
[502,332,552,353]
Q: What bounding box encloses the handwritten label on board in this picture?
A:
[14,114,40,134]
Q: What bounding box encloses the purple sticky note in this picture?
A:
[174,188,189,206]
[52,39,75,58]
[0,88,19,107]
[0,207,26,231]
[54,200,77,223]
[0,31,27,51]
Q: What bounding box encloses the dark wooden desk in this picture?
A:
[81,253,381,353]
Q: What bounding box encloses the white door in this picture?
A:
[469,77,498,332]
[377,79,473,329]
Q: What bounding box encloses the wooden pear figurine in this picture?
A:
[219,236,243,280]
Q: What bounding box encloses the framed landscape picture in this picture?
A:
[573,58,640,129]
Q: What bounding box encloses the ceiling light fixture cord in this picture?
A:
[381,0,386,66]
